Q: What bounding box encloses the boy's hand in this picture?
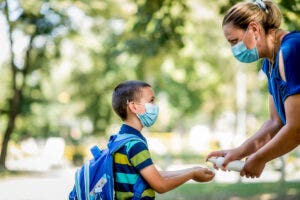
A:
[192,167,215,182]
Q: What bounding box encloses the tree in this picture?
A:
[67,0,191,134]
[67,0,238,135]
[0,0,70,169]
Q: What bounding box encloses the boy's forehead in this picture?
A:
[139,87,155,98]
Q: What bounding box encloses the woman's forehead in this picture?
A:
[223,24,245,38]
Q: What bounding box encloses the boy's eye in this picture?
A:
[231,39,239,45]
[228,39,238,46]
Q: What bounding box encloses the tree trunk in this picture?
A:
[0,0,19,169]
[279,156,286,182]
[0,90,20,169]
[0,0,36,169]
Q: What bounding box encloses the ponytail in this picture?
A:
[222,0,282,33]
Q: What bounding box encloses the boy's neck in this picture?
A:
[124,118,143,132]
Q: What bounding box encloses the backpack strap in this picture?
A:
[75,169,82,200]
[108,134,144,154]
[90,146,102,159]
[132,176,147,200]
[84,161,90,200]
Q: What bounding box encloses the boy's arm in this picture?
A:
[159,168,197,178]
[140,165,214,194]
[127,141,213,193]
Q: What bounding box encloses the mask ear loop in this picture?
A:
[241,27,250,42]
[242,23,259,50]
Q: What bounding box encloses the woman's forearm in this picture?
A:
[239,119,283,158]
[254,124,300,163]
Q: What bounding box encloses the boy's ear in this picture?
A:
[127,102,138,114]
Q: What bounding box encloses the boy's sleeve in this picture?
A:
[126,141,153,171]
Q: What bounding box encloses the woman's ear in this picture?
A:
[249,21,261,39]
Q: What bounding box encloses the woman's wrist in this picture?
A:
[236,144,250,159]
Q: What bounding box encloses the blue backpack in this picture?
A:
[69,133,148,200]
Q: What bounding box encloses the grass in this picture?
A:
[156,181,300,200]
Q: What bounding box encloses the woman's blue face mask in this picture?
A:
[231,28,259,63]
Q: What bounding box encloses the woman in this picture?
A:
[206,0,300,178]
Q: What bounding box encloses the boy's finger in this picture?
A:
[206,169,215,175]
[206,173,215,179]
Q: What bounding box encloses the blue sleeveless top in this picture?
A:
[262,31,300,124]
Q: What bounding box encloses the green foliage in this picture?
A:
[1,0,299,142]
[125,0,187,56]
[280,0,300,30]
[67,0,192,134]
[0,0,72,141]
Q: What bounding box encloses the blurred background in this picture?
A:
[0,0,300,199]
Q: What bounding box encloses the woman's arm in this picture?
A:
[206,95,283,167]
[242,94,300,177]
[238,95,283,157]
[139,165,214,194]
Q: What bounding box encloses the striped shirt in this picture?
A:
[113,124,155,200]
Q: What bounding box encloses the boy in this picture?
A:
[112,80,215,199]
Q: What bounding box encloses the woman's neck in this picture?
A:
[268,29,288,63]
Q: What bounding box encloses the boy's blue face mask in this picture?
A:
[137,103,159,127]
[231,28,259,63]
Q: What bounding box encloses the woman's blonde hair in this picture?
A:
[222,0,282,33]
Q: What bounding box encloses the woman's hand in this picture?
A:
[206,147,244,170]
[241,154,266,178]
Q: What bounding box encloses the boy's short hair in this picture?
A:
[112,80,151,120]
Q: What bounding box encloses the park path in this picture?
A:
[0,167,76,200]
